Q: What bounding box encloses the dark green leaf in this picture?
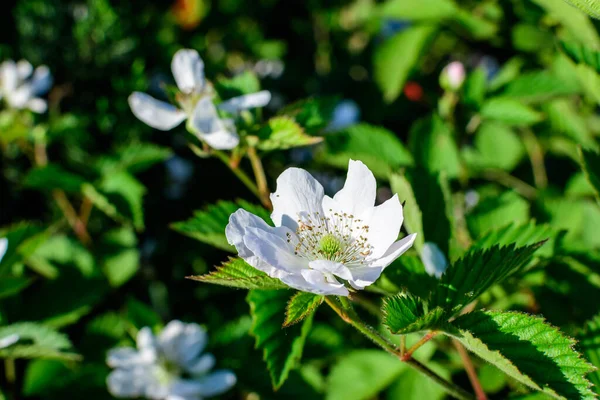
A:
[561,41,600,73]
[97,142,172,174]
[23,165,87,193]
[383,294,447,334]
[409,116,461,179]
[189,258,288,290]
[532,0,600,46]
[0,277,33,299]
[389,173,424,252]
[381,255,438,298]
[284,292,324,327]
[578,314,600,394]
[278,97,339,134]
[467,191,530,238]
[463,67,487,108]
[579,147,600,200]
[247,290,313,389]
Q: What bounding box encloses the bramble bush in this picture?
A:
[2,0,600,399]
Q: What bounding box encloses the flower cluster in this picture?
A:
[0,60,52,113]
[129,49,271,150]
[107,320,236,400]
[226,160,416,295]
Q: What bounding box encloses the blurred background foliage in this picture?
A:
[1,0,600,398]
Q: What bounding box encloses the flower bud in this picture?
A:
[440,61,466,91]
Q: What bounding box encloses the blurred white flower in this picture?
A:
[0,238,7,263]
[327,100,360,132]
[226,160,416,296]
[254,59,284,79]
[465,190,480,211]
[421,242,448,278]
[0,60,53,113]
[440,61,465,91]
[129,49,271,150]
[0,334,19,349]
[106,320,236,400]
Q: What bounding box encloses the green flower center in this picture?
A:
[319,234,342,258]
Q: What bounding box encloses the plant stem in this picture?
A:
[453,339,487,400]
[246,147,273,210]
[324,297,474,400]
[522,129,547,189]
[481,169,537,200]
[212,150,263,203]
[402,331,438,361]
[52,190,92,245]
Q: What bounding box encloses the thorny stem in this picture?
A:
[247,147,273,210]
[212,150,263,203]
[453,340,487,400]
[325,297,474,400]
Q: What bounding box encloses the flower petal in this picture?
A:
[1,61,18,92]
[106,347,155,368]
[421,242,448,278]
[26,98,47,113]
[158,321,207,368]
[347,266,384,290]
[189,98,239,150]
[270,168,324,230]
[128,92,186,130]
[360,194,403,259]
[281,269,348,295]
[107,368,149,398]
[16,60,33,80]
[194,370,237,397]
[243,226,307,274]
[218,90,271,113]
[187,353,216,376]
[171,49,205,93]
[309,260,352,280]
[30,65,52,96]
[136,327,157,352]
[0,238,7,264]
[331,160,376,216]
[8,85,32,108]
[371,233,417,269]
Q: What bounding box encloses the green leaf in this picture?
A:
[545,99,596,147]
[97,142,172,174]
[561,0,600,19]
[382,294,447,334]
[387,363,449,400]
[99,171,146,231]
[377,0,458,21]
[257,116,322,151]
[463,122,525,171]
[373,25,436,102]
[284,292,324,327]
[189,258,288,290]
[488,58,525,92]
[278,96,339,134]
[389,173,425,252]
[23,165,87,193]
[326,350,407,400]
[0,277,33,299]
[463,67,487,108]
[578,314,600,394]
[172,200,270,251]
[512,24,554,53]
[579,148,600,200]
[0,323,79,361]
[576,63,600,106]
[561,41,600,73]
[320,123,413,179]
[382,255,438,298]
[247,290,313,389]
[409,115,461,179]
[532,0,600,47]
[470,222,555,257]
[431,243,544,314]
[501,71,581,103]
[126,297,162,330]
[467,191,530,238]
[480,97,544,126]
[451,9,498,40]
[0,223,45,276]
[216,70,260,97]
[102,248,139,288]
[448,310,596,399]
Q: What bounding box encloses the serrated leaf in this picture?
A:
[533,0,600,47]
[285,292,323,327]
[172,200,270,251]
[409,116,461,179]
[373,25,436,102]
[247,290,313,389]
[189,258,287,290]
[431,243,544,314]
[257,116,322,151]
[480,97,543,126]
[447,310,596,399]
[320,123,413,179]
[326,350,407,400]
[383,294,447,334]
[23,165,87,193]
[579,147,600,200]
[561,0,600,19]
[0,323,78,361]
[377,0,458,21]
[389,173,424,252]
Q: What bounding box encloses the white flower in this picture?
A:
[0,334,19,349]
[440,61,465,91]
[106,320,236,400]
[0,60,53,113]
[0,238,7,263]
[226,160,416,296]
[129,49,271,150]
[421,242,448,278]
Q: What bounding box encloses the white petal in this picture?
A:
[331,160,376,216]
[171,49,205,93]
[360,194,404,259]
[194,370,237,397]
[106,347,155,368]
[0,334,19,349]
[107,367,156,398]
[218,90,271,113]
[243,226,307,274]
[270,168,324,230]
[128,92,186,130]
[16,60,33,80]
[169,379,205,397]
[371,234,417,269]
[30,65,52,95]
[421,242,448,278]
[1,61,18,92]
[225,209,280,276]
[136,327,157,351]
[281,269,348,296]
[158,321,208,368]
[26,98,47,113]
[309,260,352,280]
[190,97,240,150]
[8,85,32,108]
[347,266,384,290]
[187,353,216,376]
[0,238,8,264]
